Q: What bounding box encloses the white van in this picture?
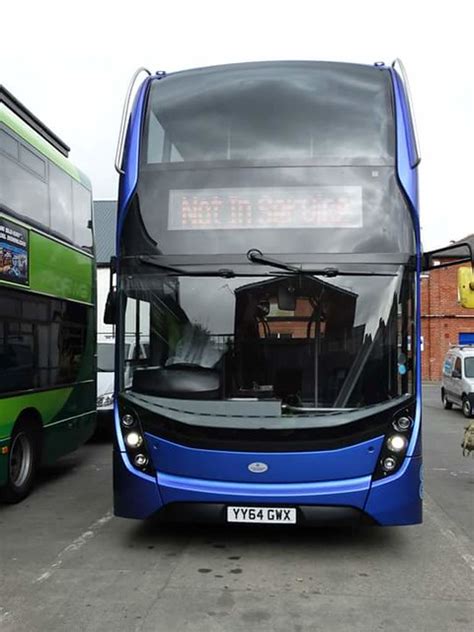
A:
[96,336,148,423]
[441,345,474,417]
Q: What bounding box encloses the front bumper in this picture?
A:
[156,503,370,526]
[113,449,423,526]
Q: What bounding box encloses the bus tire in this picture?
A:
[0,421,39,504]
[441,390,452,410]
[462,396,473,419]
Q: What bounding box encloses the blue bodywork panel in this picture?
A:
[389,66,422,460]
[113,450,162,519]
[158,469,371,508]
[114,64,422,525]
[364,455,423,525]
[146,434,383,483]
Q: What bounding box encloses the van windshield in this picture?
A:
[97,343,121,372]
[465,357,474,378]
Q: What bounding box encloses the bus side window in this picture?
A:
[0,139,49,227]
[72,181,93,250]
[147,112,166,163]
[49,162,73,241]
[0,128,18,158]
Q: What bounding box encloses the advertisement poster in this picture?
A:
[0,217,29,285]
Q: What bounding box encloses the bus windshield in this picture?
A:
[120,264,415,428]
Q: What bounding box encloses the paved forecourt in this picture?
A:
[0,387,472,631]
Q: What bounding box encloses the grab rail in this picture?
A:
[114,67,152,174]
[392,58,421,167]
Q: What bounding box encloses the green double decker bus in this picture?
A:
[0,86,96,502]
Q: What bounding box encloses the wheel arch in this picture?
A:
[12,408,44,456]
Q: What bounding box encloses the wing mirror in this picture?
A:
[104,289,117,325]
[103,256,118,325]
[422,243,474,310]
[422,242,473,271]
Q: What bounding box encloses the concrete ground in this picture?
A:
[0,384,472,631]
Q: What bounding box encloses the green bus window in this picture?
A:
[72,181,93,250]
[37,323,50,388]
[0,322,35,394]
[0,129,18,159]
[49,162,73,241]
[19,145,46,179]
[0,289,92,395]
[0,152,49,227]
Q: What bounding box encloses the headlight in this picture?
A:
[119,407,152,474]
[125,431,143,448]
[97,393,114,408]
[386,434,408,453]
[382,456,397,472]
[134,453,149,467]
[122,414,135,427]
[374,407,415,481]
[393,416,412,432]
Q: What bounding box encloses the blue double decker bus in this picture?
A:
[110,60,426,526]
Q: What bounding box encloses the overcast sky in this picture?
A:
[2,0,472,249]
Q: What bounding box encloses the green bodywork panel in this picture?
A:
[29,230,93,303]
[0,387,73,441]
[0,103,91,188]
[0,386,96,484]
[0,215,93,304]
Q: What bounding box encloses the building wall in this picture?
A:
[421,262,474,381]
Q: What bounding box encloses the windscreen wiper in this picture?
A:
[138,256,236,278]
[246,249,397,277]
[247,249,301,273]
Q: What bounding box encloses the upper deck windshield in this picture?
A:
[133,62,415,258]
[145,61,395,165]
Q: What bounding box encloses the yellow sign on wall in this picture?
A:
[458,267,474,308]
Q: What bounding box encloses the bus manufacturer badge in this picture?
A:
[248,462,268,474]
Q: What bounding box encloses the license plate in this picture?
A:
[227,506,297,524]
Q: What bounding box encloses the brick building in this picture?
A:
[421,235,474,381]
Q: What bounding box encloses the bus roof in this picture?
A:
[0,85,70,156]
[0,86,91,189]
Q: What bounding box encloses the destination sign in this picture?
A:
[168,186,363,231]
